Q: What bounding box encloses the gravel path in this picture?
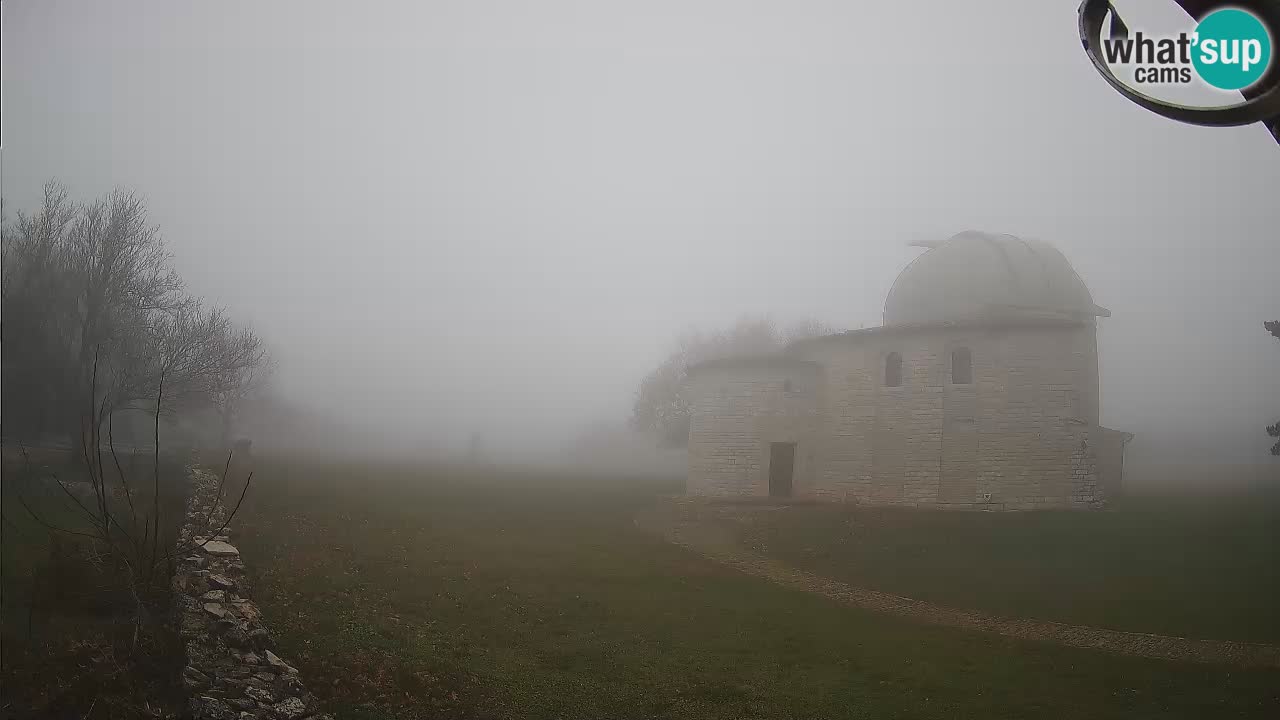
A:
[635,502,1280,669]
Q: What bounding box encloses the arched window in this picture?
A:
[885,352,902,387]
[951,347,972,385]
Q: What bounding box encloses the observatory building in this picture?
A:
[685,231,1130,510]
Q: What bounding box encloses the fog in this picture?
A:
[4,1,1278,467]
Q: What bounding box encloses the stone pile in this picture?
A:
[173,467,332,720]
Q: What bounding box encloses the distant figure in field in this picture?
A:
[468,431,485,465]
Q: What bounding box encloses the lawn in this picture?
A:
[728,481,1280,644]
[234,454,1280,720]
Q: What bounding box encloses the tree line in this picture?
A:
[2,181,270,449]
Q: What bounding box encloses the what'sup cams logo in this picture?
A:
[1101,6,1273,89]
[1079,1,1280,142]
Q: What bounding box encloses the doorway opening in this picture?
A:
[768,442,796,498]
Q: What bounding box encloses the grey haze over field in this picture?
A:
[3,0,1278,464]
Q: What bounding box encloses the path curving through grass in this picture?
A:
[636,499,1280,669]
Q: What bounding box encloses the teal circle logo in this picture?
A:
[1192,8,1272,91]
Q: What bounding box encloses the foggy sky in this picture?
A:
[4,1,1278,462]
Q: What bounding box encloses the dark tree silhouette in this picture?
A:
[2,181,268,446]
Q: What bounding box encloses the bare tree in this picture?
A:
[2,182,270,447]
[1,183,82,442]
[2,181,269,655]
[63,188,184,420]
[210,347,276,448]
[13,357,254,643]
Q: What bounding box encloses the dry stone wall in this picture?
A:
[173,466,332,720]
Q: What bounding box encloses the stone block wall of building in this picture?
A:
[686,362,822,497]
[794,321,1107,509]
[686,320,1119,509]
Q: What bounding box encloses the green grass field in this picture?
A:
[729,487,1280,645]
[233,455,1280,720]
